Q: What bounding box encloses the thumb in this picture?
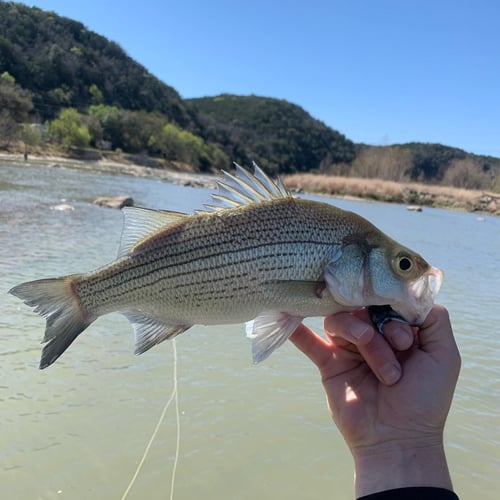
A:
[417,305,461,371]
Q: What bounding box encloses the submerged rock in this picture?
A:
[93,195,134,209]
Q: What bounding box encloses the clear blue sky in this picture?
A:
[23,0,500,156]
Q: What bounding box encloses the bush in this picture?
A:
[442,158,495,190]
[351,146,412,182]
[47,108,91,148]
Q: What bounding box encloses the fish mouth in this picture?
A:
[410,266,443,302]
[394,266,444,325]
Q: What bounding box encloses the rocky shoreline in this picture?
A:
[0,152,218,189]
[1,152,498,215]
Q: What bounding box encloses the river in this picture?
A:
[1,163,499,499]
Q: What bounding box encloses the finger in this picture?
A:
[355,333,402,385]
[289,323,333,368]
[326,312,402,385]
[324,311,376,346]
[382,321,415,351]
[328,310,415,352]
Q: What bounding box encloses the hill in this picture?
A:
[186,94,355,174]
[0,1,195,127]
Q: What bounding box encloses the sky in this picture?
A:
[22,0,500,156]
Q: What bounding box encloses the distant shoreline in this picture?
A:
[283,173,500,216]
[0,151,218,189]
[1,152,498,216]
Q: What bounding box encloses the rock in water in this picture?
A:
[93,196,134,209]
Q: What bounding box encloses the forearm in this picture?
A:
[352,439,453,498]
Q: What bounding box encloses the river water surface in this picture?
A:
[1,163,499,499]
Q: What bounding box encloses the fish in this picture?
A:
[9,163,443,369]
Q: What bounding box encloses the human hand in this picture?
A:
[290,305,460,496]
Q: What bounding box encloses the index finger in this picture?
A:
[325,312,402,385]
[289,323,333,368]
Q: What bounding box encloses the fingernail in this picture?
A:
[350,322,372,341]
[379,362,401,385]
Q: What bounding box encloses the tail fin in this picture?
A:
[9,277,95,369]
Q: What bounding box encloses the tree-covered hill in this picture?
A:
[186,94,356,174]
[0,1,196,128]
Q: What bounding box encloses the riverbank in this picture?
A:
[1,152,498,215]
[283,172,500,215]
[0,151,218,189]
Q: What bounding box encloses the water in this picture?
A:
[1,163,499,499]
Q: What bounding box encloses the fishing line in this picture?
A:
[121,339,180,500]
[170,339,181,500]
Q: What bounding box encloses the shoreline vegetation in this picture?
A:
[1,152,499,216]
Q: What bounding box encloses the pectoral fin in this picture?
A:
[246,311,303,364]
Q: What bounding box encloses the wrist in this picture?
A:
[352,437,453,497]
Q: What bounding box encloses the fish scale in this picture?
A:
[9,164,443,368]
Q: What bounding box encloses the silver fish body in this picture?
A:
[9,164,443,368]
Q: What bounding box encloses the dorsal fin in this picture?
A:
[199,162,293,213]
[118,207,187,257]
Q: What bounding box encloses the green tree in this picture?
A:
[48,108,91,148]
[89,105,165,153]
[149,122,204,163]
[21,123,44,149]
[89,83,103,104]
[0,71,33,121]
[0,72,33,146]
[1,71,15,85]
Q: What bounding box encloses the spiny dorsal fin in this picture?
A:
[200,162,293,214]
[119,207,187,257]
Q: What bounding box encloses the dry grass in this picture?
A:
[283,173,500,215]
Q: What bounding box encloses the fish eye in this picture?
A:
[397,256,413,272]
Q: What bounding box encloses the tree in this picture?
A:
[351,146,413,181]
[149,122,203,163]
[442,157,493,190]
[48,108,91,148]
[0,71,33,120]
[21,123,44,149]
[0,72,33,146]
[89,83,103,104]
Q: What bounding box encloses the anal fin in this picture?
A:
[123,312,190,355]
